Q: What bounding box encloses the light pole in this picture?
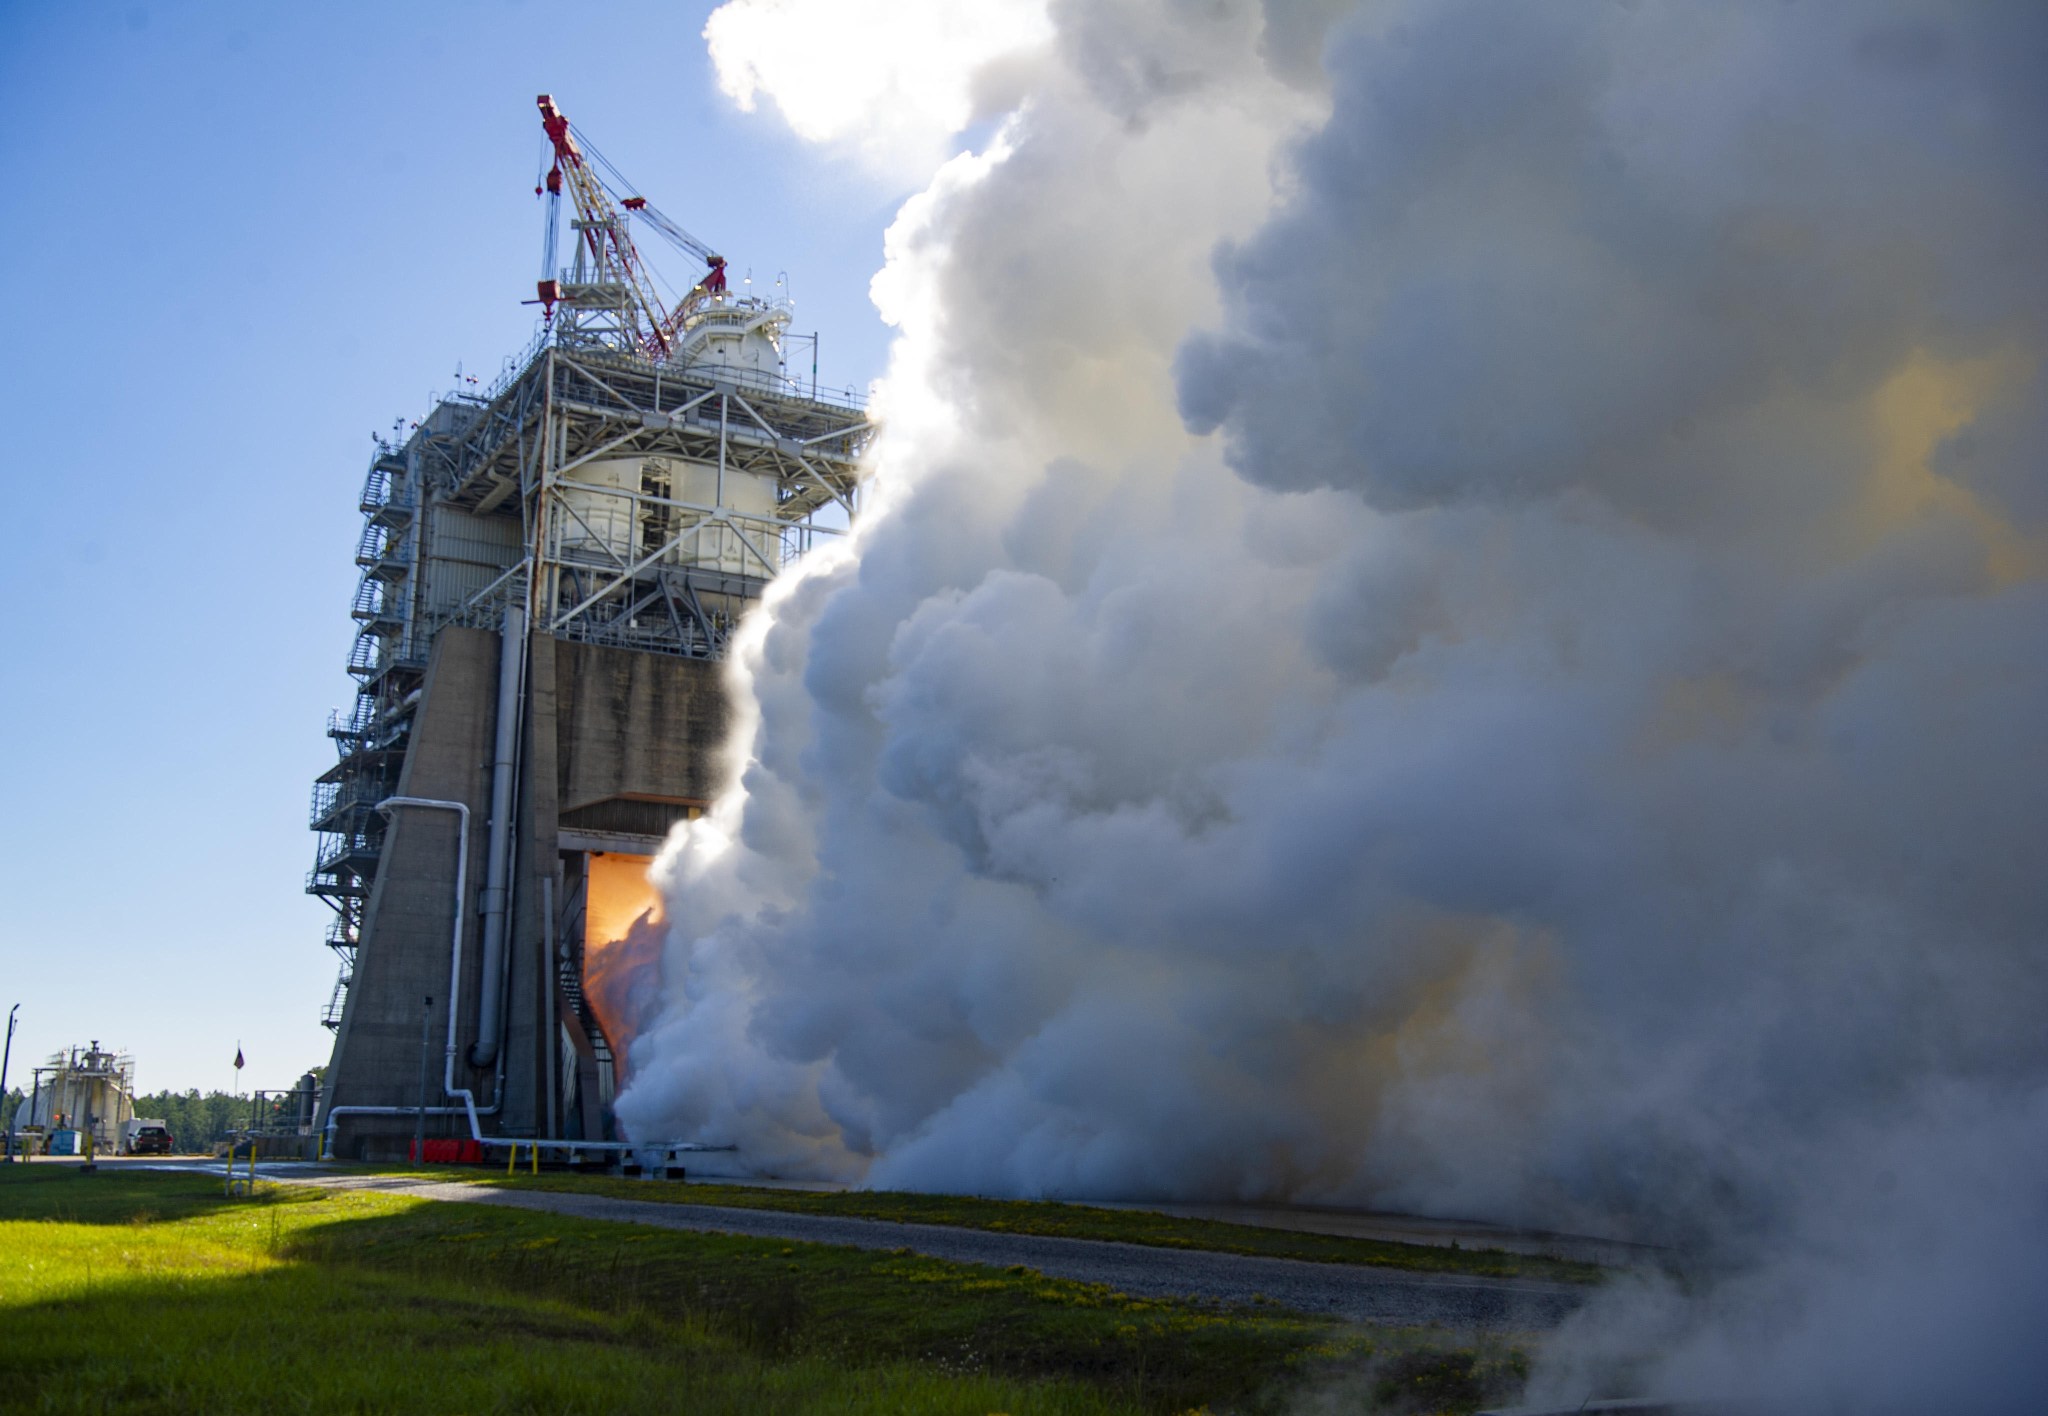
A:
[414,995,434,1163]
[25,1066,44,1160]
[1,1005,17,1161]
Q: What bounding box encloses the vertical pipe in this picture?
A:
[542,873,557,1142]
[470,605,526,1069]
[358,796,482,1142]
[717,394,729,571]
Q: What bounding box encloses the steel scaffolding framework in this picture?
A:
[309,329,871,1030]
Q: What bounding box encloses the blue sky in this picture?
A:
[0,1,902,1094]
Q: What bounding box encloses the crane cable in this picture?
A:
[568,122,718,266]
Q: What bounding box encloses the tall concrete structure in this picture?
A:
[311,100,871,1157]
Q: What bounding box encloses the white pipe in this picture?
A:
[315,1116,733,1163]
[542,872,557,1142]
[478,1139,734,1153]
[314,797,490,1153]
[322,1104,470,1157]
[377,796,485,1138]
[470,607,526,1069]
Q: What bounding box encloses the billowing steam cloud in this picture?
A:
[622,1,2047,1405]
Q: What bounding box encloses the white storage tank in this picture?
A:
[16,1042,135,1156]
[673,293,790,391]
[558,452,784,578]
[556,457,643,564]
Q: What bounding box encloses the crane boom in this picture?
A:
[536,94,730,362]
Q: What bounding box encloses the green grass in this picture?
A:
[0,1167,1536,1415]
[454,1169,1604,1285]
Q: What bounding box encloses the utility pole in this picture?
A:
[414,995,434,1164]
[25,1065,44,1160]
[0,1005,17,1161]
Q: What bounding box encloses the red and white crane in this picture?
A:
[534,94,729,362]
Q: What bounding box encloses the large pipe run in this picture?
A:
[469,605,526,1069]
[321,796,492,1156]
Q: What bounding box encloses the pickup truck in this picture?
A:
[127,1123,175,1155]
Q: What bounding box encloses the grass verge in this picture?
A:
[1,1166,1536,1414]
[452,1169,1604,1285]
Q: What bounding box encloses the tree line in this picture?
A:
[132,1084,330,1152]
[4,1088,314,1154]
[129,1090,258,1151]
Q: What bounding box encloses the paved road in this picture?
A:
[1094,1198,1659,1270]
[288,1172,1586,1330]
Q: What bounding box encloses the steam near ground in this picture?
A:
[620,2,2047,1407]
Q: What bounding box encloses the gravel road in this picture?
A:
[291,1172,1586,1329]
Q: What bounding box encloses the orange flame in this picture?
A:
[582,853,666,1084]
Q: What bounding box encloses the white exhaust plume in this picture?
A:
[624,1,2047,1405]
[704,0,1055,181]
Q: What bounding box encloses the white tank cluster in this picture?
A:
[10,1042,135,1156]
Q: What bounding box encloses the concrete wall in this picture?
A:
[323,628,498,1156]
[556,639,727,813]
[325,628,733,1157]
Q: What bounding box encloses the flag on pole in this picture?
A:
[234,1045,244,1071]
